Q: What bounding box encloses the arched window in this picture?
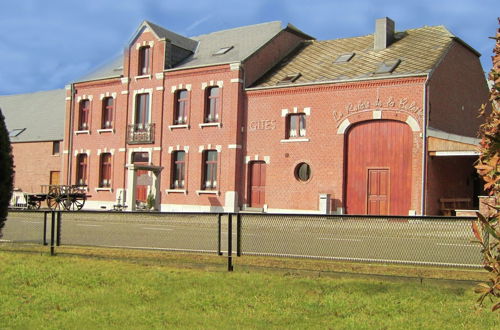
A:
[204,87,220,123]
[174,90,188,125]
[76,154,88,185]
[138,46,151,75]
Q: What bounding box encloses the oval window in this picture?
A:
[295,163,311,182]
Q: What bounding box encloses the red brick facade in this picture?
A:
[60,21,488,215]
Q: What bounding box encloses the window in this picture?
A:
[334,53,355,63]
[374,59,401,74]
[138,46,151,75]
[132,152,149,164]
[277,73,301,85]
[135,93,150,126]
[76,154,88,185]
[99,153,112,188]
[102,97,114,129]
[213,46,233,55]
[287,113,306,138]
[171,151,186,189]
[9,128,25,137]
[202,150,217,190]
[204,87,220,123]
[52,141,60,155]
[174,90,188,125]
[78,99,90,130]
[295,163,311,182]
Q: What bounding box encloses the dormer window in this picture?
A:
[277,73,301,85]
[213,46,233,56]
[138,46,151,75]
[334,53,355,63]
[8,128,25,137]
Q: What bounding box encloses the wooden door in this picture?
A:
[50,171,60,185]
[345,120,412,215]
[367,169,390,215]
[249,162,266,208]
[136,170,148,202]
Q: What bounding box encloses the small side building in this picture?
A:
[0,89,66,193]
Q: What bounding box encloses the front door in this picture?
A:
[249,161,266,208]
[135,170,149,203]
[367,168,390,215]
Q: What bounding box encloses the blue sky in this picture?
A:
[0,0,497,95]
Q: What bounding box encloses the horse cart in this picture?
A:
[22,185,89,211]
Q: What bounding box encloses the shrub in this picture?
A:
[0,108,14,237]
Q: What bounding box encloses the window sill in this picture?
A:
[95,187,112,192]
[75,130,90,135]
[166,189,187,195]
[97,128,114,134]
[196,190,220,196]
[168,124,189,130]
[280,138,310,143]
[199,122,221,128]
[135,74,151,80]
[51,154,60,157]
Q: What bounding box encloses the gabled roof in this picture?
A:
[140,20,198,52]
[252,25,468,88]
[75,21,294,82]
[0,89,65,142]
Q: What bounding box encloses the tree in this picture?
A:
[0,108,14,238]
[473,18,500,312]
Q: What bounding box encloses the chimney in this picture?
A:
[374,17,395,50]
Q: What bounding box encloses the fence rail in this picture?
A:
[1,210,481,270]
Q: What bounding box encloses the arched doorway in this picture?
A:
[344,120,413,215]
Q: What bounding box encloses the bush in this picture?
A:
[0,108,14,237]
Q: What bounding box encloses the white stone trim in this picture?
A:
[373,110,382,119]
[405,116,420,132]
[155,73,164,80]
[153,147,161,151]
[281,109,289,117]
[165,189,187,195]
[118,148,126,152]
[134,74,152,81]
[228,144,241,149]
[337,118,351,134]
[196,190,220,196]
[431,151,480,156]
[230,63,241,71]
[121,77,130,84]
[199,122,221,128]
[76,95,93,102]
[97,128,114,134]
[303,107,311,116]
[156,86,164,91]
[62,150,69,154]
[201,80,223,90]
[264,156,270,164]
[280,138,310,143]
[65,97,71,101]
[230,78,243,84]
[74,130,90,135]
[99,92,117,100]
[95,188,113,192]
[168,124,189,130]
[215,145,222,152]
[121,90,129,95]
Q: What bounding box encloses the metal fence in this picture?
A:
[1,210,482,270]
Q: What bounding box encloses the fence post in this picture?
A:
[50,211,55,256]
[43,211,48,246]
[217,213,223,256]
[56,211,61,246]
[227,214,233,271]
[236,213,241,257]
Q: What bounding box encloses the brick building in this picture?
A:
[60,18,488,215]
[0,89,65,195]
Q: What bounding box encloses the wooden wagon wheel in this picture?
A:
[46,185,64,210]
[27,199,41,210]
[62,185,86,211]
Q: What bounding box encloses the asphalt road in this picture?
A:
[1,211,482,267]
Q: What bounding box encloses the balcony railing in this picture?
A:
[127,123,155,144]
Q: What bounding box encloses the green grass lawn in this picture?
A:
[0,248,499,329]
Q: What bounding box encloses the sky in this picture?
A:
[0,0,497,95]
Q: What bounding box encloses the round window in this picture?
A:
[295,163,311,182]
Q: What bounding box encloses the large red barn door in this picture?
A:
[345,120,412,215]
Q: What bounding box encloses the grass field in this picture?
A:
[0,247,499,329]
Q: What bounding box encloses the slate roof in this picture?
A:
[75,21,288,82]
[252,25,474,87]
[0,89,65,142]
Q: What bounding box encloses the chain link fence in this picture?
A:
[239,214,481,267]
[1,210,482,269]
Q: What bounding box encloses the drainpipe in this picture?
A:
[421,75,430,215]
[67,83,76,185]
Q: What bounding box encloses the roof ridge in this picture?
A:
[191,21,282,38]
